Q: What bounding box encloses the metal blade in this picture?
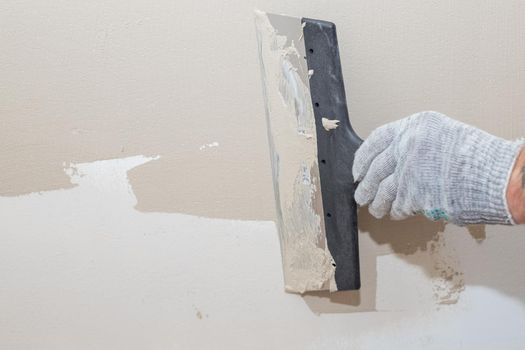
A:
[255,11,335,293]
[256,11,361,293]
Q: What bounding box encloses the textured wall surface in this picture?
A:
[2,0,525,349]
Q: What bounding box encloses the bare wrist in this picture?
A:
[506,146,525,224]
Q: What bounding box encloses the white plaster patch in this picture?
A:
[1,155,525,349]
[63,155,160,205]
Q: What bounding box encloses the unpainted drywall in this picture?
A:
[3,0,525,220]
[2,0,525,349]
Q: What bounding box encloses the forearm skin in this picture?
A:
[507,146,525,224]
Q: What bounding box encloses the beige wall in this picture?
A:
[2,0,525,349]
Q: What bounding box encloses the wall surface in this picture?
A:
[2,0,525,349]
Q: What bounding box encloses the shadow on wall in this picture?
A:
[303,208,525,314]
[301,208,525,314]
[302,209,445,313]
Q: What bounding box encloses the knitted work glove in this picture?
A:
[352,111,524,225]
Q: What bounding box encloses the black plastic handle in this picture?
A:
[302,18,361,290]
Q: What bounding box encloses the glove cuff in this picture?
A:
[450,137,525,226]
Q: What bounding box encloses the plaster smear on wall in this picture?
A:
[430,235,465,304]
[375,233,465,307]
[2,155,525,349]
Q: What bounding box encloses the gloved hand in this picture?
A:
[352,111,524,225]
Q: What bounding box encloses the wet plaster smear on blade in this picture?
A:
[321,118,340,131]
[255,11,335,293]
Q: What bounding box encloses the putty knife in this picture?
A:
[255,11,362,293]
